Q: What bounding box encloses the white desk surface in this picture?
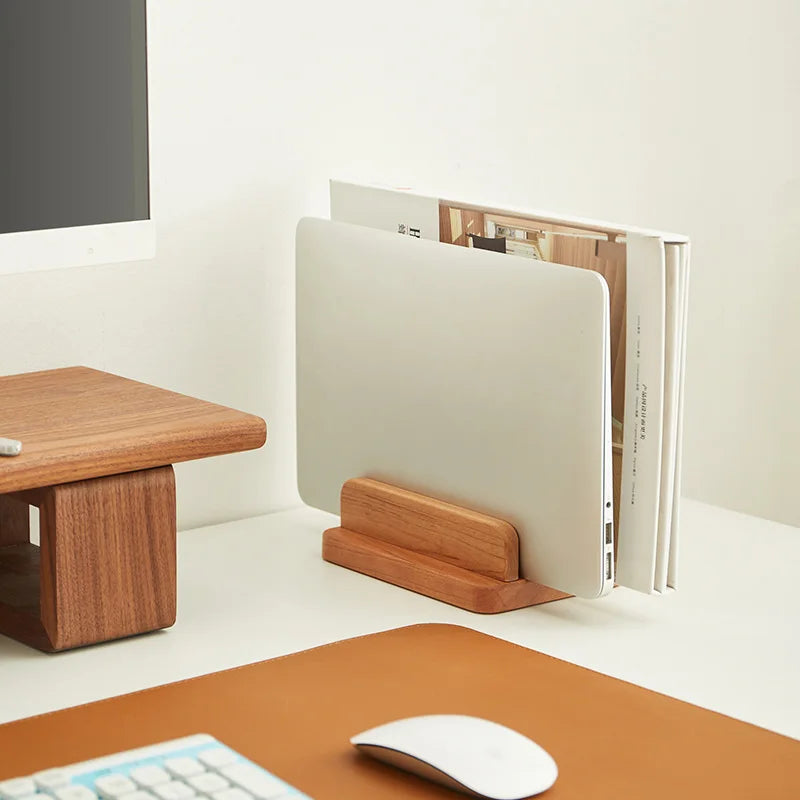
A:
[0,499,798,740]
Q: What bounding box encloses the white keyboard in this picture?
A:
[0,735,311,800]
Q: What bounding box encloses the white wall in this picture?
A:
[0,0,797,529]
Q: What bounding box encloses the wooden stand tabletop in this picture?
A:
[0,366,266,493]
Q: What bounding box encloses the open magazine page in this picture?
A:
[438,202,628,537]
[441,205,668,592]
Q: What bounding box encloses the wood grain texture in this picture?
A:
[324,479,569,613]
[323,527,569,613]
[340,478,519,581]
[0,494,29,546]
[0,366,266,493]
[0,466,177,652]
[439,205,485,247]
[41,466,177,651]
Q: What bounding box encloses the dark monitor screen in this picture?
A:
[0,0,149,235]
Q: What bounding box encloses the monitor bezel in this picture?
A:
[0,1,154,276]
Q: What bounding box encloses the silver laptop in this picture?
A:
[296,217,614,598]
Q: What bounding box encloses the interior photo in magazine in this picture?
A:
[439,203,627,530]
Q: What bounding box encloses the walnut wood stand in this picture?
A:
[322,478,570,613]
[0,366,266,652]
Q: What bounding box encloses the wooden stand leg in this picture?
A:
[0,494,29,546]
[0,466,177,652]
[322,478,570,613]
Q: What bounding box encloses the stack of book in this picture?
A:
[329,179,690,594]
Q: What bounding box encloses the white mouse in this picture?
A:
[351,714,558,799]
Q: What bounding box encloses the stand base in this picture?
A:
[322,478,570,613]
[0,466,176,652]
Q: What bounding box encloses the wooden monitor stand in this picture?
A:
[322,478,570,613]
[0,366,266,652]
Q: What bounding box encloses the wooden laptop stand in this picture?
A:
[322,478,570,613]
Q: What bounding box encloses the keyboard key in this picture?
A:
[0,779,37,799]
[211,790,252,800]
[34,771,70,792]
[53,787,98,800]
[151,783,194,800]
[163,760,204,779]
[130,767,171,788]
[198,749,237,770]
[125,794,158,800]
[186,775,228,795]
[219,765,286,799]
[95,775,138,798]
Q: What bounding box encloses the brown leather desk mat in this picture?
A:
[1,624,798,798]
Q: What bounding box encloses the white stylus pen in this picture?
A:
[0,437,22,456]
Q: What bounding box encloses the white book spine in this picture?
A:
[653,243,682,592]
[615,233,666,593]
[668,242,691,588]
